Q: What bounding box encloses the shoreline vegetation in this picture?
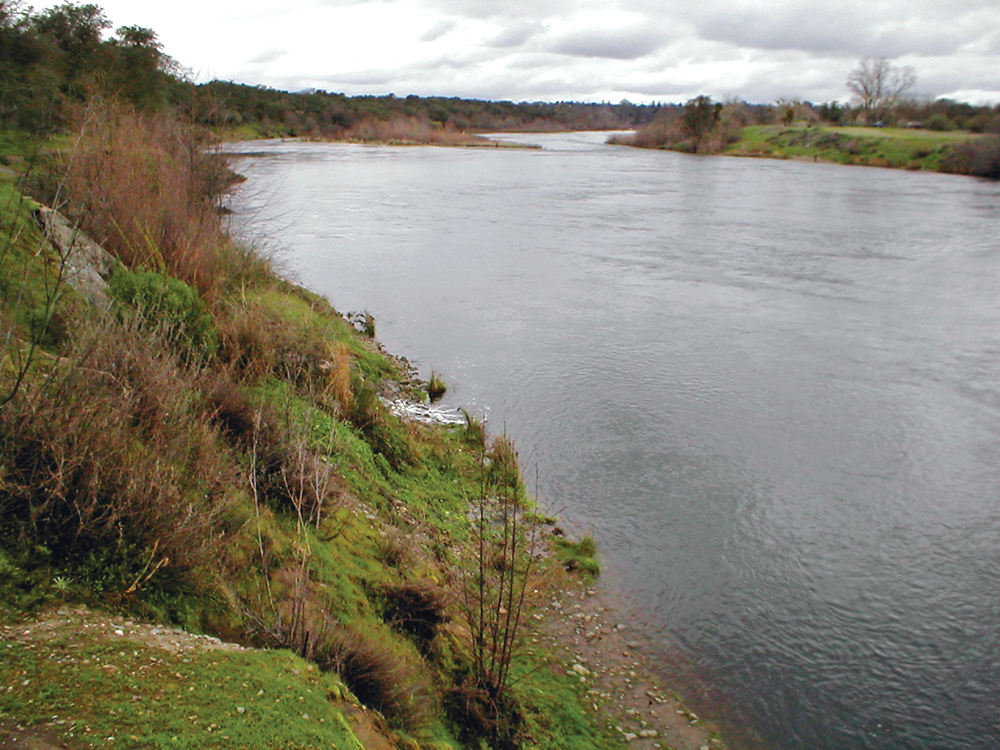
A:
[606,98,1000,180]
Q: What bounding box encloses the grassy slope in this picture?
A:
[0,129,626,750]
[728,124,977,171]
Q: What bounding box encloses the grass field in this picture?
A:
[728,124,981,171]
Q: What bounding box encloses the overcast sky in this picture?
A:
[40,0,1000,105]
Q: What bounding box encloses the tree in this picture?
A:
[682,95,722,145]
[847,57,916,120]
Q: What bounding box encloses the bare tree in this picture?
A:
[847,58,917,121]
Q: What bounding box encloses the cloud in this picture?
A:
[547,25,666,60]
[420,18,457,42]
[247,48,288,64]
[486,21,545,48]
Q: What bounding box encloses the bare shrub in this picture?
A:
[941,136,1000,180]
[454,436,537,750]
[54,100,235,299]
[0,316,237,597]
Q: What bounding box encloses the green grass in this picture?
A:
[0,623,364,749]
[513,655,626,750]
[551,536,600,580]
[729,124,982,171]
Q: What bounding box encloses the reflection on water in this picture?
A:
[230,133,1000,750]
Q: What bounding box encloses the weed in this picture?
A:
[314,627,434,733]
[381,580,450,648]
[553,534,601,579]
[427,370,447,402]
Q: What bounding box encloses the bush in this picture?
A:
[925,113,954,131]
[0,317,237,603]
[48,101,240,299]
[941,136,1000,179]
[108,264,218,360]
[313,628,433,732]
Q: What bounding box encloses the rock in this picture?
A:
[34,206,115,310]
[623,733,637,742]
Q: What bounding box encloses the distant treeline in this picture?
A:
[192,82,665,138]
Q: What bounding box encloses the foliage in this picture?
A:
[682,95,723,145]
[0,1,180,130]
[427,371,447,402]
[552,534,601,579]
[108,263,218,359]
[940,135,1000,179]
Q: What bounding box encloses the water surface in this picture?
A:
[229,133,1000,750]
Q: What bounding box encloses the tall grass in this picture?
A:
[50,100,241,299]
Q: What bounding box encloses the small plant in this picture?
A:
[362,311,376,337]
[553,534,601,578]
[51,575,72,594]
[427,371,446,402]
[459,407,486,448]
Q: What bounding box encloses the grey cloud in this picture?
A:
[248,48,288,64]
[548,26,666,59]
[694,4,996,58]
[486,21,546,48]
[420,19,457,42]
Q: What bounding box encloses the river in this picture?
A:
[228,132,1000,750]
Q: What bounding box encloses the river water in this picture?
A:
[228,132,1000,750]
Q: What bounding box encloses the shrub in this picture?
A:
[0,317,237,603]
[380,580,450,648]
[925,113,954,131]
[941,136,1000,179]
[49,100,239,299]
[313,628,434,732]
[108,264,218,360]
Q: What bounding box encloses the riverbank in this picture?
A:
[613,123,999,178]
